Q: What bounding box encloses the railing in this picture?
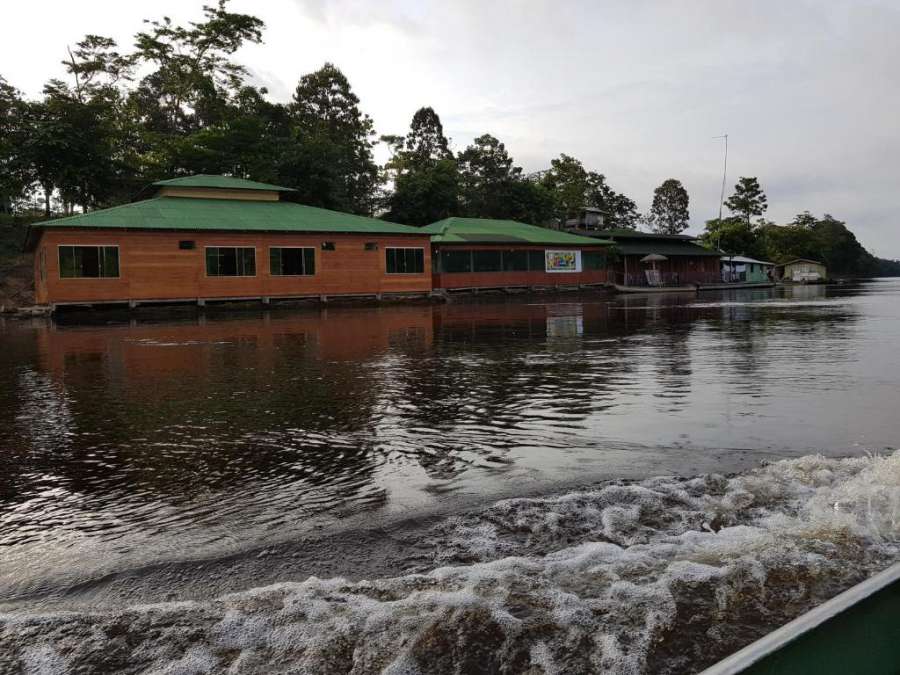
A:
[616,271,721,287]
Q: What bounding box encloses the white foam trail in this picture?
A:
[2,452,898,674]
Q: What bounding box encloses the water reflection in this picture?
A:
[1,281,898,598]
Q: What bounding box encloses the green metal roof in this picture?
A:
[566,227,720,257]
[593,228,697,241]
[425,217,612,246]
[152,175,296,192]
[614,241,722,257]
[26,197,423,249]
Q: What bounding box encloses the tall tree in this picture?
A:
[648,178,690,234]
[589,176,638,229]
[457,133,517,218]
[541,154,638,228]
[131,0,264,135]
[0,77,30,213]
[281,63,380,214]
[62,35,135,103]
[456,133,556,224]
[541,154,591,223]
[699,217,760,257]
[383,107,458,225]
[725,176,768,224]
[403,106,452,169]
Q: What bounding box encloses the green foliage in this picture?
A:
[403,107,452,169]
[386,158,458,225]
[383,107,458,224]
[700,211,886,277]
[0,77,31,213]
[724,176,768,224]
[699,217,761,257]
[131,0,263,133]
[0,214,39,266]
[282,63,379,214]
[648,178,690,234]
[455,133,554,224]
[541,154,638,228]
[875,258,900,276]
[457,134,515,217]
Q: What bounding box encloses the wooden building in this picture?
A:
[426,217,612,291]
[775,258,827,283]
[720,255,775,283]
[26,175,432,308]
[572,229,721,289]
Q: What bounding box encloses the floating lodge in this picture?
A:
[24,175,822,310]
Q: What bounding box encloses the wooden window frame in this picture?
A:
[268,246,316,277]
[204,246,257,278]
[57,244,120,279]
[385,246,425,275]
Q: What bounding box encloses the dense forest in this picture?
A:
[0,0,897,277]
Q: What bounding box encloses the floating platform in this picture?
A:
[612,283,698,294]
[697,282,776,291]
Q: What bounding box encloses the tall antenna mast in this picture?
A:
[713,134,728,221]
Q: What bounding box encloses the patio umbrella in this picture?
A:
[640,253,668,270]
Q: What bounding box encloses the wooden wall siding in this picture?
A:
[156,187,280,201]
[433,269,608,289]
[613,255,720,284]
[431,244,609,290]
[35,229,432,305]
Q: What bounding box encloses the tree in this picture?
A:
[586,173,638,229]
[724,176,768,224]
[648,178,690,234]
[383,107,458,224]
[280,63,380,214]
[0,77,30,213]
[699,216,760,257]
[131,0,264,135]
[541,154,638,228]
[62,35,135,103]
[402,106,452,169]
[457,134,517,217]
[386,159,458,225]
[504,178,556,226]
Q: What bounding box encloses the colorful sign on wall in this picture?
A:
[545,250,582,273]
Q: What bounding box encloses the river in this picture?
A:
[1,280,899,673]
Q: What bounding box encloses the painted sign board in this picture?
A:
[545,250,581,273]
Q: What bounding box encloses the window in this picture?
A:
[528,250,545,271]
[440,250,472,273]
[473,250,502,272]
[205,247,255,276]
[503,250,529,271]
[321,241,336,251]
[179,240,195,250]
[386,247,424,274]
[583,251,607,270]
[39,249,46,282]
[364,242,378,251]
[270,247,315,276]
[59,245,119,278]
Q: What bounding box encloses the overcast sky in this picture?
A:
[4,0,899,256]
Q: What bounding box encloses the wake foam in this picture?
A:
[2,451,898,674]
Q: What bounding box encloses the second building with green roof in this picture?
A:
[425,217,613,291]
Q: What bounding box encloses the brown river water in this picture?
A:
[1,280,899,673]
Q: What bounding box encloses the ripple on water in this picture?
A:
[1,451,898,674]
